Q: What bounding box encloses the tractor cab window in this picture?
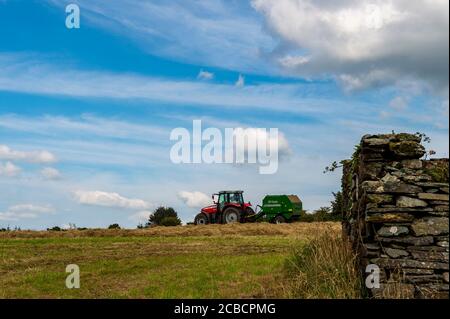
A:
[218,193,227,211]
[218,194,226,204]
[229,193,243,204]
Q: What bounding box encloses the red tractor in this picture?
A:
[194,190,254,225]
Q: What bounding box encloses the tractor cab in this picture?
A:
[214,191,244,210]
[195,190,253,225]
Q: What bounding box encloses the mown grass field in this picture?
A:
[0,222,343,299]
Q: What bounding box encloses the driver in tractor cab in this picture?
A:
[229,192,242,204]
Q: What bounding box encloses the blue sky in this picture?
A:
[0,0,448,229]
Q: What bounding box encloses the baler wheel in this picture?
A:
[194,213,209,225]
[274,215,286,224]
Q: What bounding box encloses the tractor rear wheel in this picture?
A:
[274,215,286,224]
[194,213,209,225]
[222,207,241,224]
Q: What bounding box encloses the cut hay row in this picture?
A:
[0,222,341,239]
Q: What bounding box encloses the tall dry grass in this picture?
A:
[284,229,362,299]
[0,222,341,239]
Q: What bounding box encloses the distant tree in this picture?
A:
[108,223,121,229]
[47,226,62,231]
[299,206,342,222]
[160,216,182,227]
[136,223,145,229]
[299,210,314,222]
[147,206,181,226]
[330,191,344,216]
[313,207,332,221]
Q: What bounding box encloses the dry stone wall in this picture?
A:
[342,133,449,299]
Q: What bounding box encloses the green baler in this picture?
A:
[247,194,303,223]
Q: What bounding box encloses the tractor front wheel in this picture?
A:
[273,215,286,224]
[194,213,209,225]
[222,207,241,224]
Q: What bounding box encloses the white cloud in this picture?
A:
[0,204,54,221]
[279,55,311,68]
[197,69,214,80]
[0,212,30,221]
[9,204,54,214]
[389,96,409,111]
[379,111,390,119]
[178,191,211,208]
[235,74,245,87]
[129,210,151,223]
[0,161,21,177]
[0,144,57,164]
[252,0,449,93]
[73,190,151,209]
[40,167,62,180]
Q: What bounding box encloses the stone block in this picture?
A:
[377,236,434,246]
[410,250,449,262]
[388,141,426,159]
[384,248,409,258]
[377,225,409,237]
[418,193,449,201]
[372,258,449,270]
[411,217,449,236]
[396,196,428,208]
[401,159,423,169]
[366,213,414,223]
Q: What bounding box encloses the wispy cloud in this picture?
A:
[40,167,62,180]
[0,161,21,177]
[0,144,57,164]
[46,0,276,74]
[73,190,151,210]
[389,96,409,111]
[129,210,151,223]
[0,204,54,221]
[9,204,54,214]
[0,114,171,168]
[178,191,211,208]
[197,69,214,80]
[0,53,326,114]
[0,114,167,142]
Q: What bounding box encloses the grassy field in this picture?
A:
[0,222,344,299]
